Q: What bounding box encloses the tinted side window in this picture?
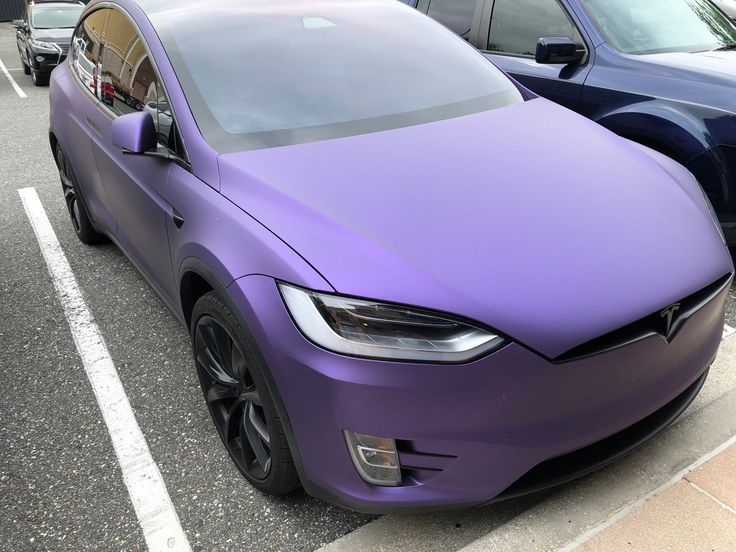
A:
[488,0,583,56]
[70,9,108,98]
[426,0,478,40]
[99,9,174,148]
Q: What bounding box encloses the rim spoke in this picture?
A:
[206,385,239,404]
[196,319,239,387]
[231,345,247,383]
[212,323,234,372]
[241,386,262,407]
[60,172,73,190]
[223,398,245,442]
[196,347,238,387]
[247,403,270,446]
[242,404,270,472]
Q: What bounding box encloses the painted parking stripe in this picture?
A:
[725,324,736,340]
[0,56,27,98]
[18,188,191,552]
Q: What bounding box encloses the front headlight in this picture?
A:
[30,39,59,53]
[279,284,506,363]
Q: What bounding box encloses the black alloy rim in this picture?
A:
[57,149,81,234]
[194,315,272,480]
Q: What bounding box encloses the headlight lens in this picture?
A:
[279,284,506,363]
[30,39,58,52]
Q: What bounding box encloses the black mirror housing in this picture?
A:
[536,37,584,65]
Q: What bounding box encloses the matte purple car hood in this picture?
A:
[219,99,730,358]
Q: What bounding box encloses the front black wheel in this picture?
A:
[56,143,104,244]
[20,50,30,75]
[191,291,299,495]
[29,60,48,86]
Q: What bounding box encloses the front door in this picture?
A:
[89,6,179,305]
[481,0,592,111]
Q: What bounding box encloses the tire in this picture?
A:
[191,291,300,496]
[55,143,105,245]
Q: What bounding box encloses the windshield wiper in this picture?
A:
[714,43,736,51]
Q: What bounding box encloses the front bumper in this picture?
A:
[30,49,66,74]
[228,275,728,513]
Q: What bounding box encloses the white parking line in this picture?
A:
[725,324,736,340]
[0,56,27,98]
[18,188,191,552]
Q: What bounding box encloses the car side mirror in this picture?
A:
[535,37,584,65]
[12,19,24,29]
[111,112,157,154]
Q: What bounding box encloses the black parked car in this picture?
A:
[14,0,85,86]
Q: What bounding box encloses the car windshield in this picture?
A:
[144,0,523,153]
[581,0,736,55]
[31,5,83,29]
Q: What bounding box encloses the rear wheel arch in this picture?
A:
[49,132,59,166]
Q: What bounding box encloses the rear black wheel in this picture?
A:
[55,143,104,244]
[191,291,299,495]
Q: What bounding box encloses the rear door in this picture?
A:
[479,0,592,111]
[64,7,117,233]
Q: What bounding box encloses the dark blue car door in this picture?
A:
[477,0,593,111]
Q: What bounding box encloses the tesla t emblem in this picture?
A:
[660,303,682,337]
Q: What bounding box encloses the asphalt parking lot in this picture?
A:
[1,21,736,552]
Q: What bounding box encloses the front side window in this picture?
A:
[488,0,583,56]
[98,9,174,149]
[70,9,108,98]
[145,0,523,153]
[31,5,84,29]
[426,0,479,40]
[581,0,736,55]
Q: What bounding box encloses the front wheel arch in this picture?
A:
[595,106,709,164]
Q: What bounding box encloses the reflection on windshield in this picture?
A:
[144,0,523,153]
[582,0,736,54]
[32,7,83,29]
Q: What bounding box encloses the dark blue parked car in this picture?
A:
[408,0,736,244]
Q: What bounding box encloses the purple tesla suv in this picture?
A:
[49,0,733,512]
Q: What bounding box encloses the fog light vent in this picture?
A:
[344,431,402,487]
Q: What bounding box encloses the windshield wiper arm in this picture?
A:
[714,43,736,51]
